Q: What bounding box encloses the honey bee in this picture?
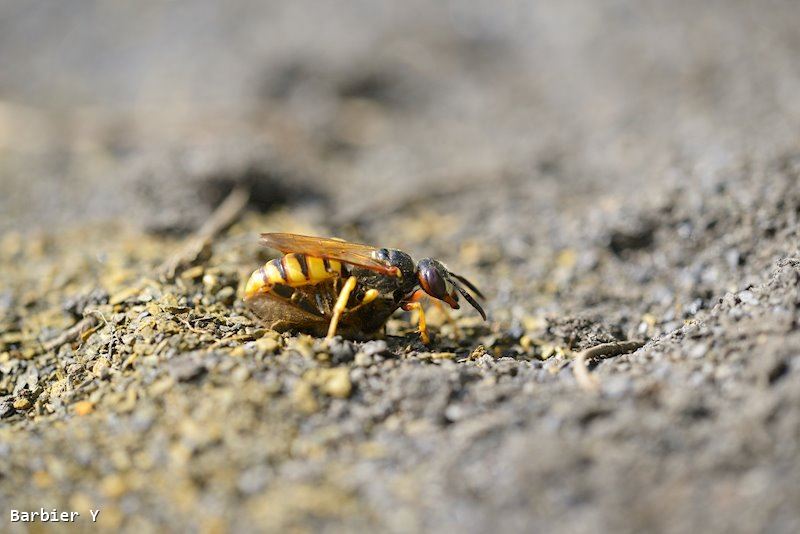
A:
[243,233,486,343]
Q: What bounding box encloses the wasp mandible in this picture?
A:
[243,233,486,343]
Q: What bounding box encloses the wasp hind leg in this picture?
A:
[326,276,358,340]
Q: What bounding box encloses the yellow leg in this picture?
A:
[405,302,430,345]
[344,288,379,313]
[326,276,357,340]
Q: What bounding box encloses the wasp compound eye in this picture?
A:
[416,258,460,309]
[417,259,448,300]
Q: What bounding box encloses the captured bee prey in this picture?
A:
[244,233,486,343]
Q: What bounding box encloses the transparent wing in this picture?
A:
[260,233,399,276]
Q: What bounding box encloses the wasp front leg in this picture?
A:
[402,290,431,344]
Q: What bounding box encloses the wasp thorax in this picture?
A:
[372,248,415,276]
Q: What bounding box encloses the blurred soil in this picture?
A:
[1,1,799,533]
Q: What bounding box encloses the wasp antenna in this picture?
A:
[452,279,487,320]
[448,272,485,300]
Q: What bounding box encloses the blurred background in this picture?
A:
[3,0,799,234]
[2,1,800,533]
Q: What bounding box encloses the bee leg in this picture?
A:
[326,276,357,340]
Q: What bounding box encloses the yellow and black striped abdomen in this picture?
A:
[244,253,343,298]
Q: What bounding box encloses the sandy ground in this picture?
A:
[1,1,800,532]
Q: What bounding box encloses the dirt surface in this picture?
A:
[2,1,800,532]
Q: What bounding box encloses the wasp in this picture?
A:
[243,233,486,343]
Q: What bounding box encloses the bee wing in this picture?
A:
[260,233,400,276]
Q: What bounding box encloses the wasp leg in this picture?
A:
[402,289,432,344]
[323,288,378,336]
[402,291,432,344]
[326,276,358,340]
[403,301,430,344]
[345,288,380,313]
[405,289,460,340]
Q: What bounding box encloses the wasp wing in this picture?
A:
[260,233,400,276]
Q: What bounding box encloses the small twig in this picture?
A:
[159,185,250,280]
[44,315,100,352]
[208,333,255,349]
[85,309,110,329]
[173,313,211,335]
[573,340,645,393]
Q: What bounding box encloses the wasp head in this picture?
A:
[416,258,486,320]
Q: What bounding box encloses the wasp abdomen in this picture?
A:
[244,253,344,298]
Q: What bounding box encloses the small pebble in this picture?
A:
[255,337,280,354]
[737,290,758,306]
[216,287,236,305]
[74,401,94,415]
[328,338,356,363]
[1,401,16,417]
[202,273,221,293]
[354,352,372,366]
[92,358,111,379]
[168,356,208,382]
[232,366,250,383]
[689,344,708,359]
[292,382,318,413]
[12,397,30,410]
[304,367,352,398]
[360,340,390,357]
